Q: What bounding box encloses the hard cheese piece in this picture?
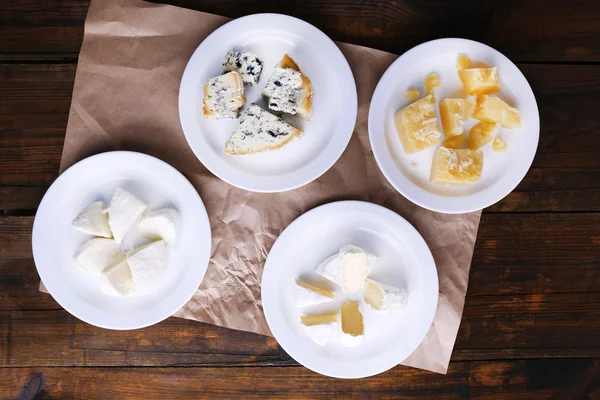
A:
[430,147,483,185]
[294,279,335,308]
[456,54,471,70]
[138,208,179,246]
[223,50,264,86]
[473,95,521,128]
[225,104,302,155]
[340,300,364,347]
[101,256,134,295]
[73,238,122,275]
[469,121,499,150]
[364,279,409,312]
[405,88,420,100]
[440,98,476,137]
[424,73,441,97]
[316,245,377,293]
[301,313,338,347]
[442,134,466,149]
[394,95,441,154]
[108,188,148,244]
[127,240,167,291]
[492,137,508,152]
[71,201,112,238]
[203,71,246,119]
[458,67,500,95]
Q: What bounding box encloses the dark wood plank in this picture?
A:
[3,0,600,62]
[1,359,600,399]
[1,63,600,212]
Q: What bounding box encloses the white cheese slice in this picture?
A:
[316,245,377,293]
[71,201,112,238]
[127,240,167,291]
[108,188,147,244]
[73,238,122,276]
[294,279,335,308]
[101,256,134,296]
[138,208,179,246]
[305,323,335,347]
[364,279,409,312]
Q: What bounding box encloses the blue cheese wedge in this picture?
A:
[225,103,302,155]
[262,54,313,120]
[223,50,264,86]
[203,71,246,119]
[294,279,335,308]
[71,201,112,238]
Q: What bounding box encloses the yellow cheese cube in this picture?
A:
[492,137,508,152]
[442,134,466,149]
[394,95,441,154]
[469,121,499,150]
[456,54,471,70]
[440,98,476,137]
[473,95,521,128]
[458,67,500,95]
[424,73,441,97]
[430,147,483,185]
[405,88,420,100]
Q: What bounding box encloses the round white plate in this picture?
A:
[179,13,357,193]
[32,151,212,330]
[262,201,438,378]
[369,38,540,214]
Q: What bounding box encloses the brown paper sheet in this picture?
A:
[40,0,481,374]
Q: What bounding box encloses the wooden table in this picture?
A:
[1,1,600,398]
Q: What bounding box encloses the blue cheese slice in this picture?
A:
[203,71,246,119]
[223,51,264,86]
[225,103,302,155]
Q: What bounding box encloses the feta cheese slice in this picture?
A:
[294,279,335,308]
[71,201,112,238]
[340,300,364,347]
[138,208,179,246]
[73,238,122,275]
[108,188,147,244]
[101,256,134,295]
[301,312,338,347]
[316,245,377,293]
[364,279,409,312]
[127,240,167,291]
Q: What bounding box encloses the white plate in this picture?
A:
[262,201,438,378]
[369,38,540,214]
[32,151,212,330]
[179,13,357,193]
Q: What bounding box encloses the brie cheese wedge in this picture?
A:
[127,240,167,291]
[108,188,147,244]
[316,245,377,293]
[101,256,134,295]
[340,300,364,347]
[294,279,335,308]
[301,312,338,347]
[364,279,409,312]
[138,208,179,246]
[73,238,122,275]
[71,201,112,238]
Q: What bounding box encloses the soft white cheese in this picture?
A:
[138,208,179,246]
[305,323,335,347]
[108,188,147,244]
[316,245,377,293]
[71,201,112,238]
[364,279,409,312]
[127,240,167,291]
[294,281,334,308]
[101,256,134,296]
[73,238,122,275]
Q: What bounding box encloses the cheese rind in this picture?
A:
[458,67,500,95]
[225,103,302,155]
[223,51,264,86]
[469,121,499,150]
[364,279,409,312]
[394,95,441,154]
[316,245,377,293]
[440,98,476,137]
[108,188,148,244]
[301,313,338,326]
[203,71,246,119]
[101,256,134,295]
[473,95,521,128]
[71,201,112,238]
[138,208,179,246]
[127,240,167,291]
[340,300,364,347]
[73,238,122,275]
[294,279,334,308]
[430,147,483,185]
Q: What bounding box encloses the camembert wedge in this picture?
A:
[340,300,364,347]
[473,95,521,129]
[430,147,483,185]
[469,121,499,150]
[440,98,476,137]
[394,95,441,154]
[458,67,500,95]
[316,245,377,294]
[294,279,335,308]
[364,279,409,312]
[301,312,337,347]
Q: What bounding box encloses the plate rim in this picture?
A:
[31,151,212,330]
[368,37,540,214]
[178,13,358,193]
[261,200,439,378]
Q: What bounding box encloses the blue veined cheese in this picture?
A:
[225,103,302,155]
[262,67,303,115]
[203,71,246,119]
[223,51,264,86]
